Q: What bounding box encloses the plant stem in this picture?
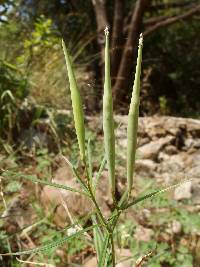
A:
[83,159,107,228]
[84,158,117,266]
[110,234,115,266]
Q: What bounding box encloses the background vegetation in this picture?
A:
[1,0,200,117]
[0,0,200,266]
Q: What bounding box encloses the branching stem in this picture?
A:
[83,159,108,228]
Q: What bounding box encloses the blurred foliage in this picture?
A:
[0,0,199,116]
[143,20,200,116]
[0,60,29,142]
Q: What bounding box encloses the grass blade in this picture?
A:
[103,27,116,203]
[0,224,98,256]
[121,179,192,210]
[62,40,85,161]
[127,34,143,195]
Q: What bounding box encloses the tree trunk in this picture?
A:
[92,0,109,65]
[111,0,124,85]
[113,0,151,106]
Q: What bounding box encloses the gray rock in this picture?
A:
[174,179,200,204]
[135,159,157,177]
[164,145,178,155]
[191,179,200,204]
[187,165,200,179]
[138,136,174,160]
[174,181,192,201]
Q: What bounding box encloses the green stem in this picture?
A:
[83,158,118,266]
[110,234,115,267]
[83,159,107,228]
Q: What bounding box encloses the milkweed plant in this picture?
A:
[1,28,190,267]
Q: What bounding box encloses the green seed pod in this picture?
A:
[127,34,143,194]
[103,27,116,201]
[62,40,85,161]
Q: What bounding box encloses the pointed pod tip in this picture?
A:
[139,33,143,46]
[61,39,67,51]
[104,26,109,36]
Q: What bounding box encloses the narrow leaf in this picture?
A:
[62,40,85,161]
[122,179,192,210]
[0,224,98,256]
[103,27,115,202]
[127,34,143,194]
[4,171,89,197]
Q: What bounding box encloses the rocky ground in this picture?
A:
[40,116,200,266]
[2,115,200,266]
[89,115,200,202]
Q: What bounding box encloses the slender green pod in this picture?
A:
[62,40,85,161]
[103,27,116,202]
[127,33,143,194]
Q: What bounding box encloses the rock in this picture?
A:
[157,152,170,162]
[174,179,200,204]
[184,138,195,149]
[158,153,185,173]
[164,145,178,155]
[116,261,132,267]
[186,118,200,137]
[174,181,192,201]
[138,137,151,147]
[184,138,200,150]
[40,159,111,227]
[84,257,97,267]
[193,139,200,149]
[135,159,157,177]
[40,176,92,227]
[156,171,186,185]
[187,166,200,179]
[184,151,200,168]
[40,162,92,227]
[84,250,133,267]
[190,179,200,204]
[116,249,133,267]
[138,136,174,160]
[134,226,154,242]
[3,191,36,234]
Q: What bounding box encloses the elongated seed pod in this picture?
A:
[103,27,115,201]
[62,40,85,161]
[127,34,143,194]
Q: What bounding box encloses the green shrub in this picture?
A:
[0,60,29,142]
